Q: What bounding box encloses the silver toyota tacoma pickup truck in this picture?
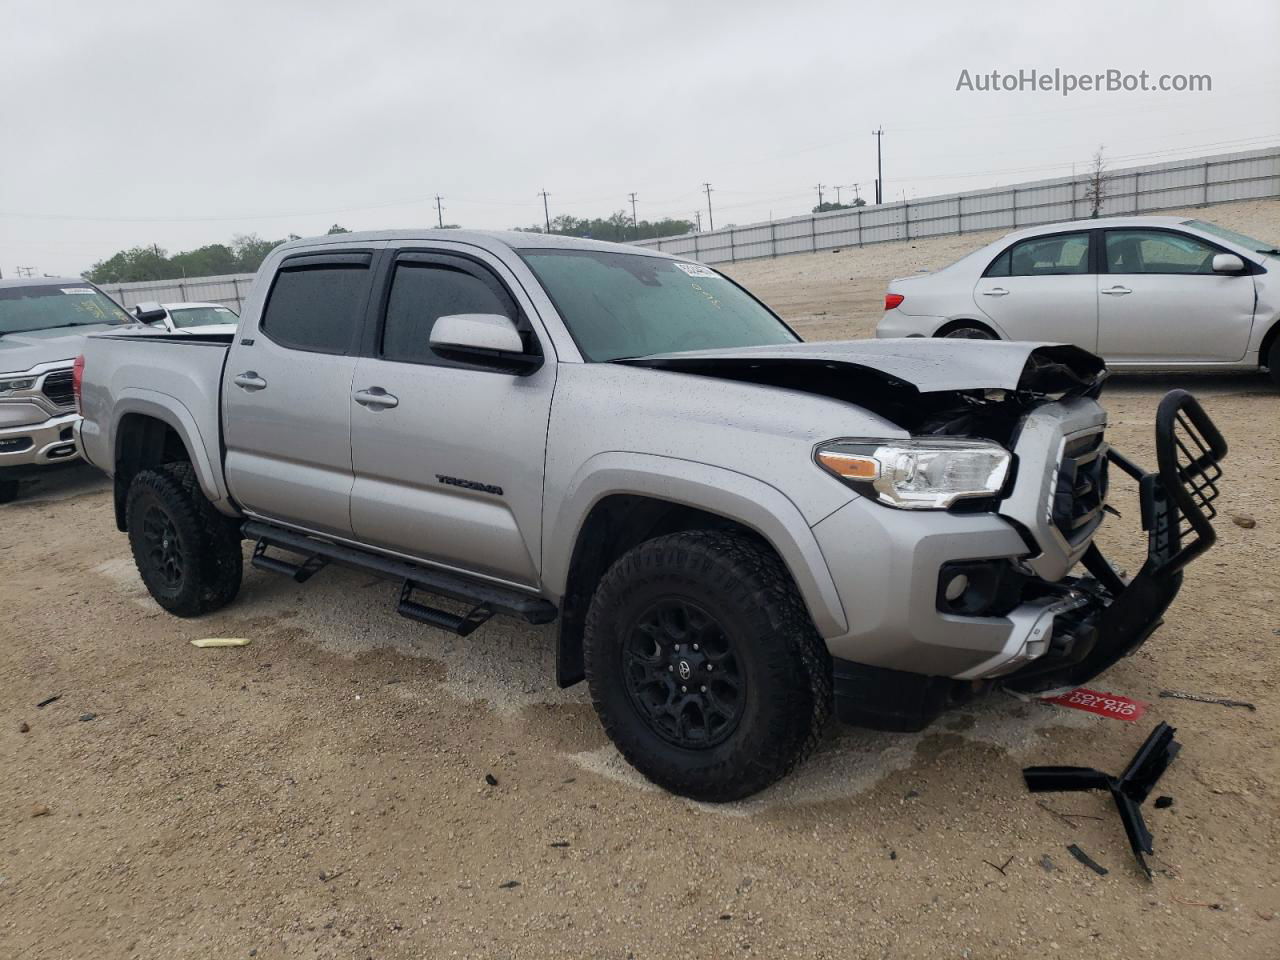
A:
[0,276,133,502]
[75,230,1227,801]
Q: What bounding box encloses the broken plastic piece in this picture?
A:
[1024,722,1181,879]
[1066,844,1108,876]
[191,637,252,648]
[1157,690,1255,711]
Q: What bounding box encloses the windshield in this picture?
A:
[0,283,131,336]
[520,249,798,361]
[169,305,238,328]
[1184,220,1280,254]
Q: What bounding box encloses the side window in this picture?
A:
[381,261,519,366]
[983,249,1011,278]
[1105,230,1218,275]
[1008,233,1091,276]
[261,262,371,354]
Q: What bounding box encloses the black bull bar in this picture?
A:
[1003,389,1228,693]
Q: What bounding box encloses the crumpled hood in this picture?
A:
[0,324,116,373]
[624,338,1105,395]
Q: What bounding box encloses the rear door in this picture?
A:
[973,231,1099,350]
[348,247,555,586]
[222,249,379,536]
[1096,228,1255,362]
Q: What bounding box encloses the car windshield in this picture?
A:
[169,305,238,328]
[0,283,131,336]
[1184,220,1280,254]
[519,249,798,361]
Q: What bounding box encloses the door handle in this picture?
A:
[981,287,1009,297]
[1102,285,1132,296]
[354,387,399,409]
[233,372,267,391]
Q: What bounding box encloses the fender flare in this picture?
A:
[543,451,848,637]
[112,388,231,509]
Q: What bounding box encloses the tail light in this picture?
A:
[884,293,905,310]
[73,354,85,413]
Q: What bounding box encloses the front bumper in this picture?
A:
[818,389,1226,729]
[0,411,81,468]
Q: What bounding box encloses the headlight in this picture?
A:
[815,438,1012,509]
[0,376,36,395]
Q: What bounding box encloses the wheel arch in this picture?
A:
[111,394,230,530]
[546,454,848,687]
[934,317,1001,339]
[1260,316,1280,372]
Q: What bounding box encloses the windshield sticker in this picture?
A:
[60,287,95,295]
[673,262,716,278]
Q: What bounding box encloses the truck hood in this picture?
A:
[624,338,1104,394]
[621,339,1106,440]
[0,323,116,373]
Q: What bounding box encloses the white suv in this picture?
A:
[878,216,1280,383]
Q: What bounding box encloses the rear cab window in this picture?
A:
[259,252,373,354]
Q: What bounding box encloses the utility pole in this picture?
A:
[833,185,842,205]
[628,192,638,237]
[702,183,714,232]
[872,128,885,204]
[815,183,825,207]
[853,182,861,203]
[693,210,702,232]
[538,189,551,233]
[434,195,444,228]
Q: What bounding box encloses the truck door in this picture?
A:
[348,248,555,586]
[222,249,379,537]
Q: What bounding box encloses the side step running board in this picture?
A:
[244,521,557,636]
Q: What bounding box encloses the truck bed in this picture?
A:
[77,331,234,509]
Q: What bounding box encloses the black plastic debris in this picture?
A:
[1023,722,1181,879]
[36,695,61,709]
[484,773,498,786]
[1066,844,1108,876]
[1154,795,1174,809]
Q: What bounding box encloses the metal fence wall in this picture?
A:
[99,272,257,312]
[634,147,1280,264]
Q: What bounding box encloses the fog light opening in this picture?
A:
[944,573,970,603]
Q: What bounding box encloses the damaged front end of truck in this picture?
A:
[627,340,1228,727]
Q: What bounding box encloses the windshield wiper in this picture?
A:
[1257,247,1280,255]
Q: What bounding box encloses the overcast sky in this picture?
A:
[2,0,1277,277]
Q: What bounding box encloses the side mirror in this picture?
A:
[1212,253,1245,274]
[133,301,168,323]
[429,313,542,374]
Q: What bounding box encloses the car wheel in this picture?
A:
[583,530,831,802]
[0,473,19,504]
[941,324,996,340]
[126,462,243,617]
[1267,337,1280,388]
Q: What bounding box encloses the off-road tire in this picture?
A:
[583,530,832,802]
[0,474,19,504]
[126,462,242,617]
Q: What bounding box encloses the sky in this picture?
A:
[1,0,1277,277]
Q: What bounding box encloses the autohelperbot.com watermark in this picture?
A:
[955,68,1211,96]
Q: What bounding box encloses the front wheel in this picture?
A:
[126,462,243,617]
[583,530,831,802]
[1267,336,1280,389]
[0,473,19,504]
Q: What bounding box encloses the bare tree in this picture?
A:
[1083,146,1109,219]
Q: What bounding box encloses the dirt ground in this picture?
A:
[3,199,1279,960]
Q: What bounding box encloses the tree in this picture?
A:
[811,199,866,214]
[326,223,351,234]
[512,211,693,241]
[1083,147,1109,219]
[84,245,172,283]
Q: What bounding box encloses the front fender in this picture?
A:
[543,451,849,637]
[111,388,231,510]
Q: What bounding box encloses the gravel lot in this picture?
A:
[3,199,1278,959]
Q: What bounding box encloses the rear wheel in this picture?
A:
[940,323,996,340]
[126,462,242,616]
[583,530,831,802]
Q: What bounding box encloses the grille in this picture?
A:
[41,369,74,407]
[1051,430,1108,541]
